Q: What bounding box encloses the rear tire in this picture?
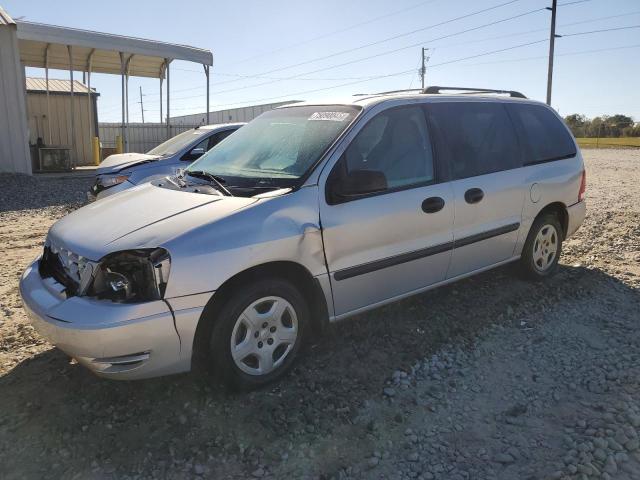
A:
[519,213,563,281]
[208,278,308,391]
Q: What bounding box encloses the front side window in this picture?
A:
[187,106,360,188]
[147,128,209,156]
[507,103,576,165]
[208,129,235,150]
[331,105,435,198]
[426,102,520,180]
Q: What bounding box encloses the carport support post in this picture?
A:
[124,55,133,153]
[44,43,52,144]
[68,45,76,168]
[120,52,126,154]
[165,59,170,139]
[87,49,95,163]
[204,64,210,124]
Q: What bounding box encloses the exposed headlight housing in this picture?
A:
[99,173,131,188]
[88,248,171,303]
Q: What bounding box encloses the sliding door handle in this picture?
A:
[464,188,484,204]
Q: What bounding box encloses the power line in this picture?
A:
[445,43,640,67]
[409,10,640,51]
[157,9,640,101]
[206,0,527,87]
[169,68,417,111]
[100,21,639,113]
[100,41,640,120]
[205,6,545,96]
[560,25,640,37]
[557,0,592,6]
[171,37,552,111]
[106,22,636,112]
[132,12,639,104]
[228,0,440,66]
[170,23,637,112]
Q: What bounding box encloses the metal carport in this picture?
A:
[0,6,213,173]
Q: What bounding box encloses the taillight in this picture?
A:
[578,170,586,202]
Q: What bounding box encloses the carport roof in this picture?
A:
[15,20,213,78]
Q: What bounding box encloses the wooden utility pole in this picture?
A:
[546,0,558,106]
[138,86,145,123]
[420,48,430,90]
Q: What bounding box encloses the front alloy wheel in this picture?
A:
[208,278,308,390]
[230,296,298,376]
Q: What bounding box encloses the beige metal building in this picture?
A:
[0,9,31,174]
[26,77,98,168]
[0,6,213,174]
[169,101,301,126]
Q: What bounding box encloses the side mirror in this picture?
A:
[190,147,206,157]
[333,169,387,200]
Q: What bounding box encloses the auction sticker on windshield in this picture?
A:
[309,111,351,121]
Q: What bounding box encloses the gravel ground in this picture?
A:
[0,149,639,480]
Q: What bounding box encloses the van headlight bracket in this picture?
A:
[87,248,171,303]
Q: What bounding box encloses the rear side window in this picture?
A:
[507,104,576,165]
[426,102,520,180]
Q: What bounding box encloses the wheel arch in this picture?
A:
[534,201,568,239]
[191,261,330,369]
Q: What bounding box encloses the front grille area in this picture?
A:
[39,243,82,296]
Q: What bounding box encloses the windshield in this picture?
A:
[147,128,209,156]
[186,105,360,187]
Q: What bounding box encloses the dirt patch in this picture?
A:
[0,150,639,479]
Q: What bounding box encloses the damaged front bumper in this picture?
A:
[19,258,192,380]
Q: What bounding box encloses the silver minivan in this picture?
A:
[20,87,586,390]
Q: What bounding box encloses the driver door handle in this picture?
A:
[421,196,445,213]
[464,188,484,204]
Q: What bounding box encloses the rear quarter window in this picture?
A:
[507,103,576,165]
[425,102,521,180]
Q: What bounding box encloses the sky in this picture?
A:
[5,0,640,123]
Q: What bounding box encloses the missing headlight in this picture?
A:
[88,248,171,303]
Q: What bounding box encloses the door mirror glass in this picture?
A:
[190,147,206,157]
[333,169,388,198]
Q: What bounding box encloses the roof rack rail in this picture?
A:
[423,86,527,98]
[353,88,423,97]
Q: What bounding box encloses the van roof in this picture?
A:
[278,87,548,110]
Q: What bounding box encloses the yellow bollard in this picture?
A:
[92,137,101,165]
[115,135,123,154]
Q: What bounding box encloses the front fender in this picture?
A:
[163,186,325,298]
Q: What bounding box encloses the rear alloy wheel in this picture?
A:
[209,279,308,390]
[532,224,559,273]
[519,213,563,280]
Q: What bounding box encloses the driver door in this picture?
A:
[320,105,454,317]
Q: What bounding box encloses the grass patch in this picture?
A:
[577,137,640,148]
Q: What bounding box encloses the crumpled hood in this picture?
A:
[97,153,162,174]
[48,183,257,260]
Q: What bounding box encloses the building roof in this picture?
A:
[0,6,16,26]
[14,20,212,78]
[25,77,98,95]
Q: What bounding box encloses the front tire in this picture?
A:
[519,214,563,281]
[208,278,308,391]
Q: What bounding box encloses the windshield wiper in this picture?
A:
[185,170,232,196]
